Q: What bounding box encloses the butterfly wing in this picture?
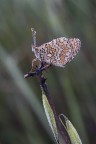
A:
[36,37,81,67]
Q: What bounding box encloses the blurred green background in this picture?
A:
[0,0,96,144]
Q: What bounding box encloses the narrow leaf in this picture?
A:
[42,89,59,143]
[59,114,82,144]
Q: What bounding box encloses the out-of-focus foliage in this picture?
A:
[0,0,96,144]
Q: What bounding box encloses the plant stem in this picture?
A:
[24,64,71,144]
[40,75,71,144]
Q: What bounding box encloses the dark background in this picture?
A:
[0,0,96,144]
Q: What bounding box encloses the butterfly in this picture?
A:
[31,28,81,68]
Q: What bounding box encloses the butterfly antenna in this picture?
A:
[31,28,36,48]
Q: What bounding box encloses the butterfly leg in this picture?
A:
[40,63,52,71]
[32,58,37,68]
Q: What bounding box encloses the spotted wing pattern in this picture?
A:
[32,37,81,67]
